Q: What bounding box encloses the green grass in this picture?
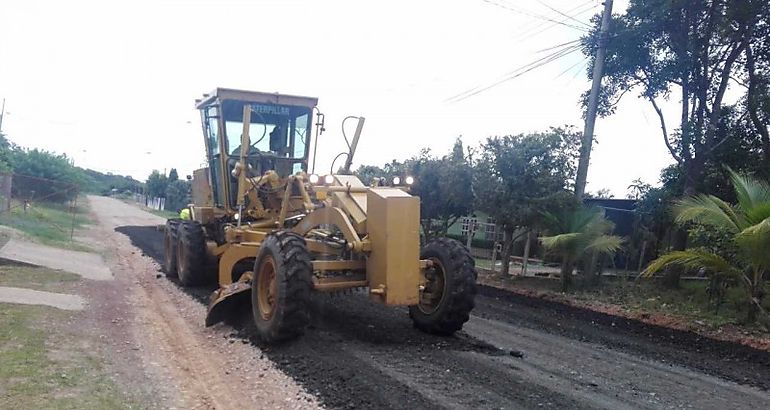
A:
[503,274,770,329]
[0,199,92,251]
[603,280,764,328]
[0,264,140,409]
[147,208,178,219]
[0,265,80,292]
[0,305,136,409]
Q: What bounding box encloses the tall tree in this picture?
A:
[582,0,765,196]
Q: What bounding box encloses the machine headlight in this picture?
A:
[324,174,335,184]
[405,176,414,185]
[309,174,320,184]
[392,176,401,185]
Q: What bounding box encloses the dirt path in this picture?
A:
[112,197,770,410]
[84,196,319,409]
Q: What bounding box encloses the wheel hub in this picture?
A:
[257,256,278,320]
[418,257,446,314]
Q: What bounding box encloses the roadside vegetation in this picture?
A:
[0,266,141,409]
[353,0,770,332]
[0,198,92,251]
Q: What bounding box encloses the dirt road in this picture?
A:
[86,196,319,409]
[97,196,770,409]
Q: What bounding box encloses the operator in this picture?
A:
[269,124,287,155]
[179,207,191,220]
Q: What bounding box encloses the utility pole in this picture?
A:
[0,98,5,134]
[574,0,613,199]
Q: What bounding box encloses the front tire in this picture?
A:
[251,231,312,343]
[409,238,477,335]
[176,221,209,286]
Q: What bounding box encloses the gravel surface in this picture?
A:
[113,197,770,410]
[87,196,320,409]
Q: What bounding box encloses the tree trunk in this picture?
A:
[637,240,647,273]
[490,240,499,274]
[500,228,514,276]
[585,251,600,287]
[560,260,574,292]
[520,230,531,276]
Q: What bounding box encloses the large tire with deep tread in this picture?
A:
[176,221,209,286]
[409,238,477,335]
[251,231,313,343]
[163,219,181,277]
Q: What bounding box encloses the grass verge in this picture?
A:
[0,265,140,409]
[478,269,770,332]
[0,265,80,292]
[0,305,136,409]
[0,198,92,251]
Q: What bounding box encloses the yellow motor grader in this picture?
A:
[163,88,476,342]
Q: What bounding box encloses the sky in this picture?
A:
[0,0,679,197]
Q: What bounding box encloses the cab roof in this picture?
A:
[195,88,319,110]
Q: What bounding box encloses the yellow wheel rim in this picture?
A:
[257,255,278,320]
[418,257,446,314]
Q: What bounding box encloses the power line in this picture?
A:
[446,43,583,103]
[554,56,589,80]
[534,0,594,30]
[535,38,582,53]
[480,0,590,32]
[512,2,598,44]
[506,0,595,41]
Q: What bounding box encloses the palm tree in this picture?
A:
[541,207,624,291]
[643,169,770,323]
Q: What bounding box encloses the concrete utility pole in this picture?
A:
[574,0,614,199]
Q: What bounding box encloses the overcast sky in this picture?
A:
[0,0,678,196]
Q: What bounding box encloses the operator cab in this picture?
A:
[195,88,318,209]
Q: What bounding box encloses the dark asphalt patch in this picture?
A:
[475,285,770,391]
[115,224,770,408]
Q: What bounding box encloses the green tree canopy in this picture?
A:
[146,170,169,198]
[582,0,769,195]
[474,126,581,275]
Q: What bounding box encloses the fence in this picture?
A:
[134,194,166,211]
[0,172,81,242]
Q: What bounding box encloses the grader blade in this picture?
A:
[205,281,251,327]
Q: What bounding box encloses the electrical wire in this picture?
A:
[446,43,583,103]
[510,2,597,44]
[554,56,589,80]
[534,0,594,30]
[534,38,582,53]
[480,0,590,32]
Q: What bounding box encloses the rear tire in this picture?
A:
[409,238,477,335]
[176,221,209,286]
[251,231,312,342]
[163,219,181,277]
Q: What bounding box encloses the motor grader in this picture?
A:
[163,88,476,342]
